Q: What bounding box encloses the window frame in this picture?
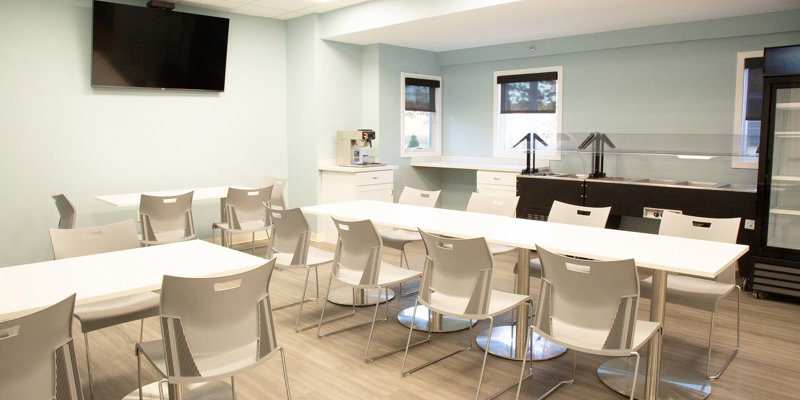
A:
[731,50,763,169]
[400,72,442,158]
[493,66,563,159]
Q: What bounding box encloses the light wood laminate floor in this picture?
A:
[74,240,800,399]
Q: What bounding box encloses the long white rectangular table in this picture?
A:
[95,186,251,224]
[0,240,267,321]
[0,240,268,400]
[303,200,748,400]
[95,186,247,208]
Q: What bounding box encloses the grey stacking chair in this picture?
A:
[212,186,272,252]
[139,191,196,246]
[135,260,291,400]
[266,206,334,332]
[0,294,84,400]
[49,219,159,400]
[466,192,520,255]
[380,186,441,269]
[515,246,660,400]
[52,193,77,229]
[401,229,533,400]
[639,212,741,379]
[261,176,288,208]
[518,200,611,278]
[318,218,422,362]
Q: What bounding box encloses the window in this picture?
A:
[401,73,441,157]
[732,50,763,168]
[493,66,562,160]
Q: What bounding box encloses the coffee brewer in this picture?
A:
[336,129,378,166]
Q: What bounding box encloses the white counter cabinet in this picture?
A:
[317,165,398,241]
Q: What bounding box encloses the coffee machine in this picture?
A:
[337,130,379,166]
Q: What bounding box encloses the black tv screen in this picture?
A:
[91,1,229,91]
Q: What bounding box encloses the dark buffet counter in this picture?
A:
[516,174,757,287]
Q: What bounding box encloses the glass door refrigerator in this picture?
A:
[753,44,800,298]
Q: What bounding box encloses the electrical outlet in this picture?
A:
[744,219,755,230]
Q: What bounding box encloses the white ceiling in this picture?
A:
[173,0,372,20]
[176,0,800,51]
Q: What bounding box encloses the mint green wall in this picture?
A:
[437,11,800,193]
[285,15,364,230]
[374,44,443,203]
[286,15,319,210]
[0,0,287,267]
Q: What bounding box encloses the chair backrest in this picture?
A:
[466,192,520,217]
[535,246,640,351]
[50,219,140,259]
[0,294,83,400]
[52,194,76,229]
[267,207,310,265]
[548,200,611,228]
[158,261,276,379]
[658,212,740,284]
[418,229,494,316]
[140,191,195,242]
[226,186,272,230]
[398,186,440,207]
[261,176,287,208]
[331,218,382,286]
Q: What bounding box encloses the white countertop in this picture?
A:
[303,200,747,279]
[410,156,530,172]
[318,164,398,172]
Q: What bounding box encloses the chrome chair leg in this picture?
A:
[317,283,371,338]
[629,351,640,400]
[363,286,383,361]
[475,317,494,400]
[401,302,468,376]
[708,285,741,379]
[84,332,94,400]
[401,300,435,376]
[137,346,143,400]
[279,347,292,399]
[366,287,428,363]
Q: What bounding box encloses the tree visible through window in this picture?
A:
[401,74,441,157]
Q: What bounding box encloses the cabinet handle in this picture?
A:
[493,177,501,180]
[372,176,378,179]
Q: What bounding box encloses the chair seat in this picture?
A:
[214,220,270,234]
[380,229,422,250]
[536,318,661,357]
[426,289,530,319]
[640,275,735,312]
[137,339,263,382]
[74,292,160,333]
[335,262,421,288]
[144,229,195,245]
[275,246,334,269]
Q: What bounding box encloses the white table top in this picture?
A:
[96,185,249,207]
[0,240,267,321]
[302,200,748,279]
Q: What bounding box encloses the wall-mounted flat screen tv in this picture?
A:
[91,1,229,91]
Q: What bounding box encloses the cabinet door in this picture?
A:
[357,183,393,202]
[516,177,584,220]
[765,86,800,251]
